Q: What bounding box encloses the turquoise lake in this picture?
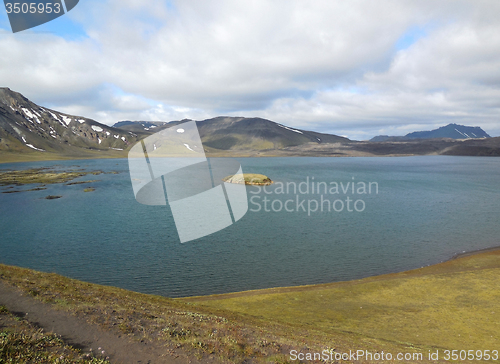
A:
[0,156,499,297]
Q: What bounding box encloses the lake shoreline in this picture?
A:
[183,244,500,300]
[448,244,500,260]
[1,150,487,165]
[0,151,128,165]
[1,244,497,299]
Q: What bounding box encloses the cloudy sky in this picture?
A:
[1,0,499,140]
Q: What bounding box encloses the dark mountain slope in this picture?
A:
[0,88,141,155]
[406,123,490,139]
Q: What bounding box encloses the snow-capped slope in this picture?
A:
[0,88,140,153]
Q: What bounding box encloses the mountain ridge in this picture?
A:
[0,87,143,157]
[0,88,499,162]
[112,117,350,151]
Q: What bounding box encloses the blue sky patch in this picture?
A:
[31,11,87,39]
[395,26,428,51]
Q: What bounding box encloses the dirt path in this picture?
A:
[0,281,193,364]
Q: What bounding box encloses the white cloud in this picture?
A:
[1,0,500,139]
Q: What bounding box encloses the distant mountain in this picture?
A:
[114,117,350,152]
[0,87,141,155]
[406,124,490,139]
[371,123,490,142]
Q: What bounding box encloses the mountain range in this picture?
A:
[0,87,499,161]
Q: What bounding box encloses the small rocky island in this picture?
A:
[223,173,273,186]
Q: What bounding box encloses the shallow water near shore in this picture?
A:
[0,156,499,297]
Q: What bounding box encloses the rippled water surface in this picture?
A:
[0,156,499,297]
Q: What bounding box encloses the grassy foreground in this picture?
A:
[187,249,500,359]
[0,249,499,363]
[0,306,110,363]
